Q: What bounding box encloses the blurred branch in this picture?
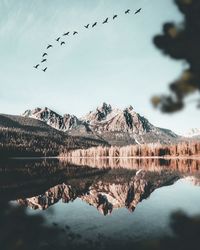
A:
[152,0,200,113]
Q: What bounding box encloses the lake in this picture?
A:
[1,158,200,250]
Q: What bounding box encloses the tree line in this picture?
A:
[60,141,200,158]
[61,157,200,176]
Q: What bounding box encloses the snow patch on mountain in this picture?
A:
[183,128,200,138]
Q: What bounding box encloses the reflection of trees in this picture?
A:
[1,160,200,249]
[62,157,200,174]
[1,159,181,215]
[152,0,200,112]
[1,202,200,250]
[2,158,200,208]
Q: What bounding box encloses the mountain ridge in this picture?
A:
[22,103,179,146]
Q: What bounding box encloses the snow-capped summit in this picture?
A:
[22,103,179,145]
[184,128,200,138]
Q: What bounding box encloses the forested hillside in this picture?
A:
[0,114,107,157]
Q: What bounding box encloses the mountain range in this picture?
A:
[22,103,178,146]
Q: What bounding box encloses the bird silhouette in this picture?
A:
[73,31,78,35]
[61,41,65,46]
[103,18,108,24]
[42,53,47,57]
[135,8,142,14]
[47,44,53,49]
[84,24,89,28]
[63,32,70,36]
[125,9,130,14]
[41,59,47,63]
[34,64,39,69]
[56,37,61,42]
[43,67,47,72]
[92,22,97,27]
[113,15,118,20]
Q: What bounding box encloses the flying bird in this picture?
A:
[125,9,130,14]
[84,24,89,28]
[42,53,47,57]
[61,41,65,46]
[41,59,47,63]
[92,22,97,27]
[47,44,53,49]
[34,64,39,69]
[113,15,118,20]
[56,37,61,42]
[63,32,70,36]
[73,31,78,35]
[135,8,142,14]
[43,67,47,72]
[103,18,108,24]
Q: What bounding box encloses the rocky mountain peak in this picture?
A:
[97,102,112,114]
[95,103,112,121]
[82,102,112,123]
[22,104,178,145]
[125,105,134,111]
[22,107,81,131]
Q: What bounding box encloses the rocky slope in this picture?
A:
[23,103,178,145]
[23,108,82,131]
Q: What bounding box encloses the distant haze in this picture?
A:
[0,0,199,135]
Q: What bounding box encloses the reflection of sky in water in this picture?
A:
[26,179,200,241]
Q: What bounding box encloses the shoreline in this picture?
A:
[58,156,200,160]
[0,155,199,161]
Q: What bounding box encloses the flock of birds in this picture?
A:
[34,8,142,72]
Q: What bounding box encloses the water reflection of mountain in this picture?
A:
[18,170,179,215]
[0,158,200,215]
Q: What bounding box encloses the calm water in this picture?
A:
[1,158,200,249]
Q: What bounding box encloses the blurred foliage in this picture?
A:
[152,0,200,112]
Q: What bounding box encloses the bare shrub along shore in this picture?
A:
[60,141,200,159]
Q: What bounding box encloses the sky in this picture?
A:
[0,0,199,135]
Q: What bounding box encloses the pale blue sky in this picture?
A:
[0,0,199,134]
